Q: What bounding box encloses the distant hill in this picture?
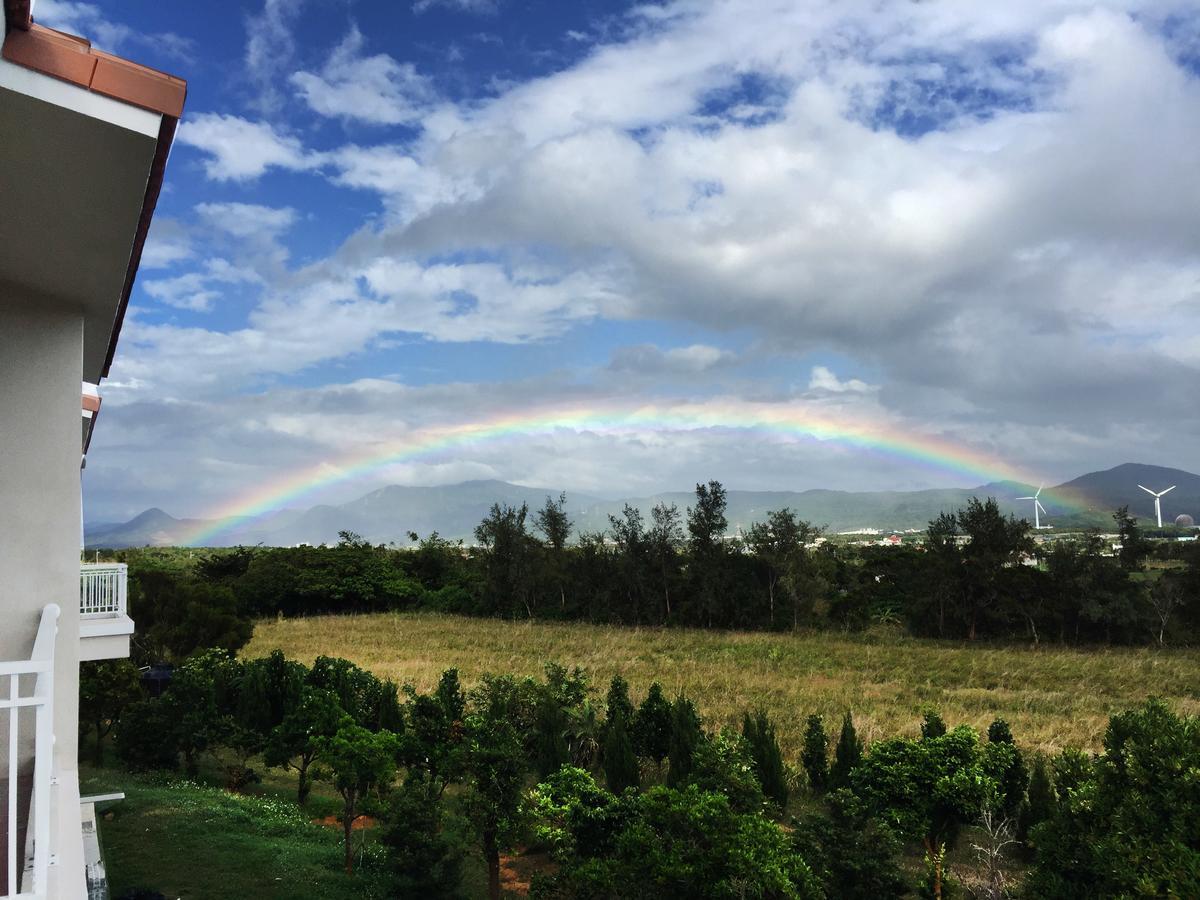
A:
[85,463,1200,549]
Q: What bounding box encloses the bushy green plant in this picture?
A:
[529,784,822,900]
[666,695,703,787]
[986,718,1028,822]
[632,682,673,765]
[920,709,947,740]
[1025,700,1200,898]
[604,710,640,794]
[379,772,463,899]
[830,711,863,790]
[801,714,829,793]
[793,789,909,900]
[1017,753,1055,845]
[742,709,789,808]
[687,729,764,813]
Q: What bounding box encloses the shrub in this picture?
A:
[986,718,1028,822]
[793,789,909,900]
[115,699,178,772]
[666,695,703,787]
[632,682,672,765]
[687,730,764,813]
[1017,753,1055,845]
[742,709,789,808]
[1025,700,1200,898]
[603,711,640,794]
[801,714,829,793]
[830,711,863,790]
[380,773,463,899]
[920,709,947,740]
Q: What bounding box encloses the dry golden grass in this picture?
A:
[245,612,1200,758]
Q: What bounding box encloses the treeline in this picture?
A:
[119,482,1200,656]
[85,651,1200,898]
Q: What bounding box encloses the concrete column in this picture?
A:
[0,298,86,898]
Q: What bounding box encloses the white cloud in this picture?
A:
[177,114,318,181]
[610,343,738,374]
[195,203,298,239]
[291,26,434,126]
[244,0,304,113]
[808,366,876,395]
[36,0,192,60]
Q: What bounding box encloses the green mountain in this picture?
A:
[85,463,1200,549]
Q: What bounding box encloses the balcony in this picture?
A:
[78,565,133,662]
[1,604,58,899]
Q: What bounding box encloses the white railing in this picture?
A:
[79,564,126,618]
[1,604,58,900]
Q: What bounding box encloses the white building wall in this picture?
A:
[0,297,87,898]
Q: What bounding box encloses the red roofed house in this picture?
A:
[1,2,185,895]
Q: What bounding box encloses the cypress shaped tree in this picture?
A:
[741,709,789,808]
[920,709,947,740]
[534,692,570,780]
[801,714,829,793]
[988,718,1029,821]
[604,711,640,794]
[830,711,863,789]
[666,695,703,787]
[632,681,673,766]
[1018,754,1056,845]
[604,674,635,739]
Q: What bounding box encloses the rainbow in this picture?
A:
[182,400,1068,544]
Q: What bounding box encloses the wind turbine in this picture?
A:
[1138,484,1176,528]
[1017,484,1048,529]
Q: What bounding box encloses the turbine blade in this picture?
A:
[1016,496,1034,501]
[1162,485,1177,495]
[1138,485,1155,495]
[1036,500,1046,515]
[1035,484,1043,498]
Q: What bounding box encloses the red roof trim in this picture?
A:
[2,24,186,116]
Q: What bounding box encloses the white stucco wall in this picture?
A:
[0,296,87,898]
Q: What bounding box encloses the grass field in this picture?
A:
[245,612,1200,756]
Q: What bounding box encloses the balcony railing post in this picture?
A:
[78,564,127,619]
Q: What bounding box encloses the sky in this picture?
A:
[43,0,1200,523]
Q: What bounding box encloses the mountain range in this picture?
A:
[84,463,1200,549]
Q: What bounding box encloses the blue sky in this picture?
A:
[39,0,1200,522]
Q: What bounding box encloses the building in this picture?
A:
[1,3,185,896]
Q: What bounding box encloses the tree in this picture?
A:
[632,682,673,767]
[1017,753,1055,846]
[609,504,650,624]
[79,659,142,765]
[474,502,536,618]
[314,722,400,874]
[379,772,463,898]
[921,710,948,740]
[264,686,345,804]
[666,695,703,787]
[831,711,864,790]
[529,783,823,899]
[745,508,817,629]
[956,498,1033,640]
[603,674,635,740]
[1025,701,1200,898]
[534,691,571,780]
[647,502,684,622]
[801,714,829,793]
[1113,505,1151,571]
[687,481,729,626]
[604,710,640,794]
[742,709,789,808]
[535,492,573,613]
[986,719,1028,822]
[465,713,527,900]
[793,789,909,900]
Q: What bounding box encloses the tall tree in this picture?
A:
[688,481,729,626]
[609,504,650,624]
[647,502,684,622]
[535,492,573,613]
[957,498,1034,640]
[79,659,142,766]
[474,502,536,617]
[314,722,401,873]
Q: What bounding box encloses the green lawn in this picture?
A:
[80,765,392,900]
